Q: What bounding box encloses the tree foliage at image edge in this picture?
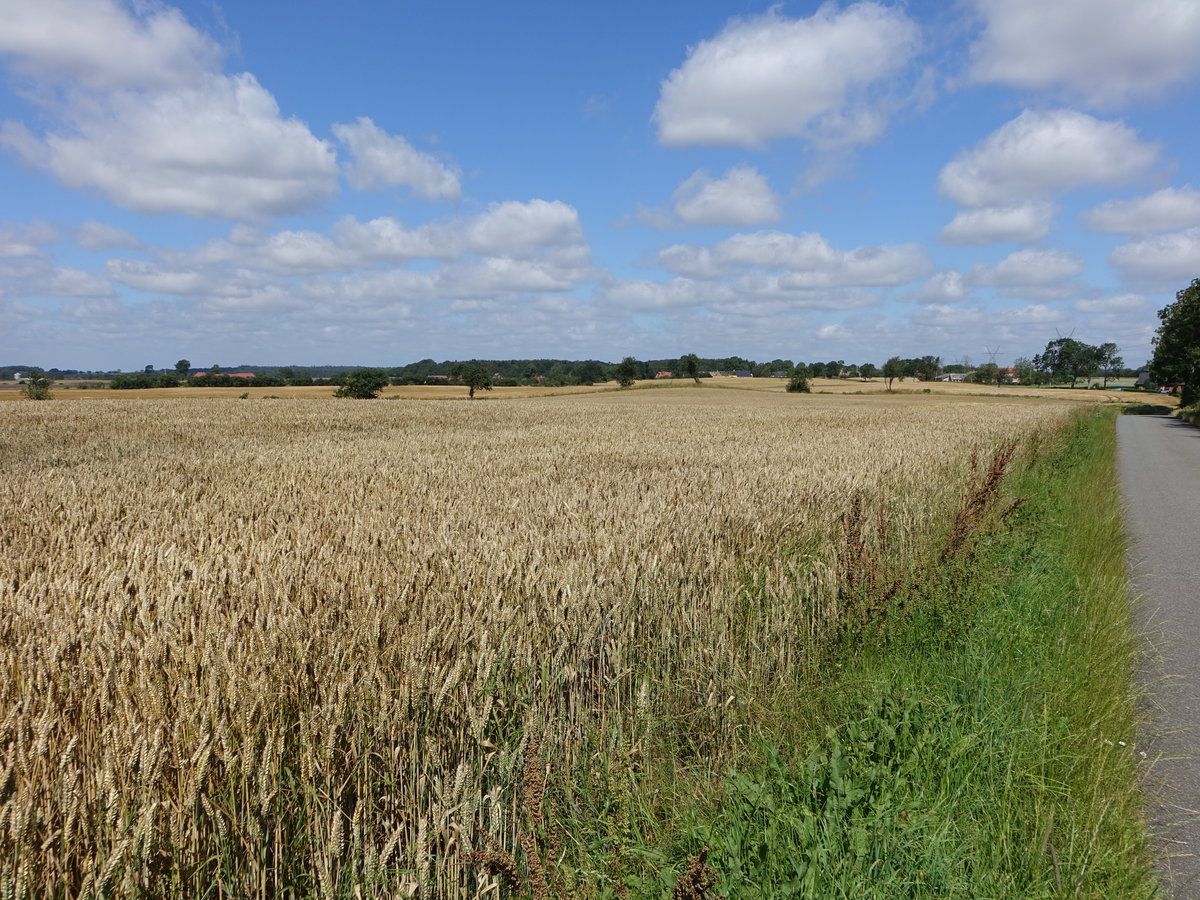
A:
[1152,277,1200,407]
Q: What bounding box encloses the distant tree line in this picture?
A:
[387,355,949,385]
[107,361,340,390]
[11,334,1157,397]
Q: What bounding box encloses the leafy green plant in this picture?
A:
[615,356,640,388]
[785,365,811,393]
[21,371,53,400]
[689,698,966,897]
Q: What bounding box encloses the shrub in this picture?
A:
[786,366,811,393]
[21,371,53,400]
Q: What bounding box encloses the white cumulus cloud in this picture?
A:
[991,303,1064,324]
[939,202,1054,244]
[938,110,1159,208]
[95,199,594,308]
[967,0,1200,108]
[597,278,723,311]
[657,230,931,287]
[653,4,919,149]
[1082,186,1200,233]
[914,271,968,304]
[1109,228,1200,283]
[0,0,338,219]
[0,221,58,258]
[0,0,220,91]
[967,248,1083,286]
[45,267,114,297]
[1073,294,1148,314]
[461,200,585,256]
[727,275,880,308]
[333,117,461,201]
[76,220,141,251]
[909,304,986,328]
[436,257,585,297]
[670,166,781,227]
[106,259,208,295]
[322,200,586,267]
[254,230,348,274]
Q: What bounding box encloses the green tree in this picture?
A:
[882,356,902,392]
[786,364,811,393]
[1012,356,1037,386]
[859,362,879,380]
[970,362,996,384]
[1034,338,1098,388]
[1151,278,1200,406]
[970,362,1009,385]
[334,368,389,399]
[718,356,753,372]
[1095,343,1123,388]
[917,355,942,381]
[571,361,604,385]
[615,356,639,388]
[681,353,701,383]
[175,359,190,379]
[452,363,494,399]
[21,371,53,400]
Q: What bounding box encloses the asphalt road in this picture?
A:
[1118,413,1200,895]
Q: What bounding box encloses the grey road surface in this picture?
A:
[1118,413,1200,895]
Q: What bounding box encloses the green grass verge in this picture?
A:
[561,409,1155,898]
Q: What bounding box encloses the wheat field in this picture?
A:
[0,389,1077,897]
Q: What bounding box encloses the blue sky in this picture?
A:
[2,0,1198,371]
